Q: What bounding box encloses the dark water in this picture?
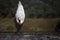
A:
[0,32,60,40]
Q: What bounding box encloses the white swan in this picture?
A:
[15,1,25,33]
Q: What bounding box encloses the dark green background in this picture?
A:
[0,0,60,32]
[0,0,60,18]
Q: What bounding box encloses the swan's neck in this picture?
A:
[18,1,22,7]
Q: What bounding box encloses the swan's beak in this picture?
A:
[18,20,21,23]
[17,20,21,25]
[17,17,22,25]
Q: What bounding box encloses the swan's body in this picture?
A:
[15,1,25,33]
[15,1,25,24]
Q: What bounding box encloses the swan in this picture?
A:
[15,1,25,33]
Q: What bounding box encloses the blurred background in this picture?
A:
[0,0,60,32]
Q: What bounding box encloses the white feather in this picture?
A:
[15,1,25,24]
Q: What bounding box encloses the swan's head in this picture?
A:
[18,17,21,23]
[16,17,24,25]
[16,17,22,25]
